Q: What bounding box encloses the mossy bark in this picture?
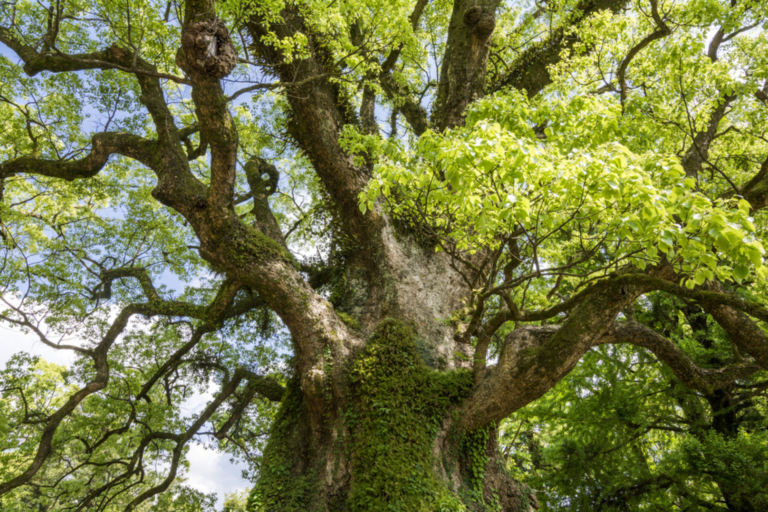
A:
[249,320,535,512]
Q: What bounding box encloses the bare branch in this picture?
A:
[0,132,157,181]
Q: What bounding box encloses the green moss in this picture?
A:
[337,312,360,330]
[229,222,297,267]
[346,319,473,512]
[248,320,488,511]
[248,380,321,512]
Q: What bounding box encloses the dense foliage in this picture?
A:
[501,294,768,510]
[0,0,767,510]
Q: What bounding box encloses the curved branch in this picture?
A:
[459,264,768,430]
[95,270,269,329]
[461,317,762,431]
[214,369,286,439]
[0,133,157,181]
[596,322,762,392]
[243,157,286,248]
[460,265,648,429]
[0,27,190,84]
[1,31,187,166]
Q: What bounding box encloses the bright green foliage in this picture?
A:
[0,357,77,481]
[346,319,472,512]
[499,292,768,511]
[362,87,764,286]
[223,489,252,512]
[0,358,221,512]
[350,0,768,293]
[1,0,768,509]
[681,430,768,510]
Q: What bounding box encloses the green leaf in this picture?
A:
[733,264,749,283]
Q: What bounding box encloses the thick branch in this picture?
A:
[489,0,630,98]
[460,268,647,429]
[461,315,761,431]
[458,256,768,430]
[245,6,387,269]
[432,0,502,131]
[377,0,431,135]
[0,132,157,181]
[177,16,239,232]
[1,30,195,193]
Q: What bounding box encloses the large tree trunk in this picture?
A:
[249,317,536,512]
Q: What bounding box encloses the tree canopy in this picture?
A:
[0,0,768,510]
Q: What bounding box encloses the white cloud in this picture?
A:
[0,325,78,368]
[184,443,251,508]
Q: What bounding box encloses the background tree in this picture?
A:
[0,0,767,511]
[500,293,768,511]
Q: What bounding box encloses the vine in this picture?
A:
[461,423,502,512]
[346,319,473,511]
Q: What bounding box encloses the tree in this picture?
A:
[0,0,767,510]
[499,293,768,511]
[223,489,251,512]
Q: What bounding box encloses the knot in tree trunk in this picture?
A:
[463,6,496,37]
[179,20,237,79]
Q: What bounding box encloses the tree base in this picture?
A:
[248,321,536,512]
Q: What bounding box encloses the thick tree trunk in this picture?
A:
[249,319,536,512]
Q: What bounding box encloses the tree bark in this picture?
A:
[250,320,537,512]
